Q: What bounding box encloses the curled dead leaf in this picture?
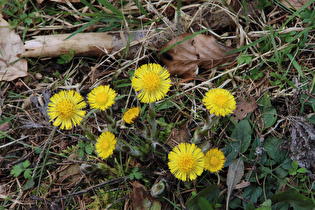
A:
[160,33,237,78]
[0,16,28,81]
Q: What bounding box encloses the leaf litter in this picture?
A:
[0,0,315,209]
[0,14,27,81]
[160,33,238,78]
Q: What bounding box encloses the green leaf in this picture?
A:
[10,164,23,177]
[222,144,238,167]
[275,167,288,178]
[133,0,149,17]
[306,114,315,125]
[281,157,293,170]
[186,185,220,210]
[258,94,277,130]
[198,197,213,210]
[271,188,315,210]
[264,137,287,164]
[85,143,93,155]
[22,160,31,168]
[134,172,142,179]
[292,161,299,170]
[297,168,307,173]
[0,115,15,126]
[98,0,123,17]
[243,186,262,203]
[23,179,35,190]
[129,174,135,180]
[78,149,84,158]
[78,140,85,149]
[231,120,252,153]
[288,168,297,176]
[257,166,272,179]
[24,169,32,179]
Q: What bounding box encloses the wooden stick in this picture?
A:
[22,32,113,57]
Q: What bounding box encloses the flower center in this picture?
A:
[101,140,109,150]
[95,92,108,105]
[210,156,219,166]
[143,72,160,91]
[56,100,76,118]
[214,94,228,107]
[178,154,195,173]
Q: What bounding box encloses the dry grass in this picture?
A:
[0,0,314,209]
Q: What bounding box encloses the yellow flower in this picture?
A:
[47,90,86,130]
[131,63,171,103]
[88,85,116,111]
[123,107,141,124]
[168,143,204,181]
[203,88,236,116]
[204,148,225,173]
[95,131,117,159]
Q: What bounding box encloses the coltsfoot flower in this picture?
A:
[95,131,117,159]
[88,85,116,111]
[123,107,141,124]
[47,90,86,130]
[204,148,225,173]
[131,63,171,103]
[168,143,204,181]
[203,88,236,116]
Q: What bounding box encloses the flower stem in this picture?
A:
[148,103,157,141]
[191,114,218,144]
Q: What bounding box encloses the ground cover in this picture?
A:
[0,0,314,209]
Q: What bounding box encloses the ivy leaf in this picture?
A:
[10,164,23,177]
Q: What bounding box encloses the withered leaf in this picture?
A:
[160,33,237,78]
[131,181,161,210]
[166,124,191,148]
[233,97,258,121]
[0,15,28,81]
[226,158,244,209]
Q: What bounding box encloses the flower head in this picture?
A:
[95,131,117,159]
[168,143,204,181]
[204,148,225,173]
[123,107,141,124]
[131,63,171,103]
[47,90,86,130]
[88,85,116,111]
[203,88,236,116]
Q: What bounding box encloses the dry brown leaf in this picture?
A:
[280,0,310,10]
[160,33,237,78]
[166,124,191,148]
[130,181,161,210]
[0,15,27,81]
[233,97,258,121]
[0,122,11,132]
